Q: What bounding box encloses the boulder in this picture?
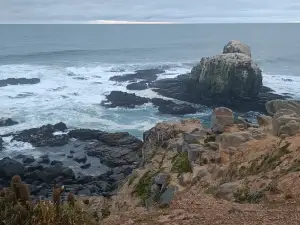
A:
[272,110,300,136]
[191,53,262,98]
[266,100,300,116]
[217,182,240,201]
[211,107,234,127]
[154,173,170,186]
[223,40,252,57]
[0,118,19,127]
[157,102,197,115]
[0,157,25,177]
[256,114,272,126]
[126,81,148,90]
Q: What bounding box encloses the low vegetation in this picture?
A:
[171,152,193,174]
[0,175,98,225]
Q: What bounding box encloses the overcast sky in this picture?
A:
[1,0,300,23]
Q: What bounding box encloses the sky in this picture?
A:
[1,0,300,24]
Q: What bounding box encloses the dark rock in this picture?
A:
[26,162,43,172]
[70,150,75,154]
[80,163,91,169]
[98,132,143,149]
[30,185,44,195]
[53,122,67,131]
[77,188,91,196]
[126,81,148,90]
[109,68,164,82]
[74,154,87,164]
[150,74,286,114]
[96,181,110,192]
[0,157,25,177]
[61,168,75,179]
[12,124,69,147]
[75,173,93,184]
[0,78,40,87]
[0,137,3,150]
[86,143,141,167]
[0,118,19,127]
[101,91,149,108]
[67,154,73,158]
[22,155,35,164]
[37,154,50,164]
[68,129,102,140]
[151,97,197,115]
[50,160,63,166]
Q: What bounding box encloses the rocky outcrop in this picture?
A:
[211,107,234,127]
[0,118,19,127]
[0,78,40,87]
[101,91,149,108]
[266,100,300,116]
[223,40,252,57]
[12,123,69,147]
[191,53,262,98]
[101,91,198,115]
[256,114,272,126]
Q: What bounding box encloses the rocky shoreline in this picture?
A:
[0,122,143,200]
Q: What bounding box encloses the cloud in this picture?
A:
[0,0,300,23]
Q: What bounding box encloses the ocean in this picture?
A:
[0,24,300,148]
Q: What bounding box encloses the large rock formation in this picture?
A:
[266,100,300,116]
[223,40,252,57]
[191,53,262,99]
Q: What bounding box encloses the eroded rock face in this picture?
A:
[191,53,262,99]
[266,100,300,116]
[223,40,252,57]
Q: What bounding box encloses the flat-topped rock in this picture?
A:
[223,40,252,57]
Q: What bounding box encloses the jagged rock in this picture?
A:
[256,114,272,126]
[223,40,252,57]
[0,118,19,127]
[0,78,40,87]
[191,53,262,98]
[266,100,300,116]
[50,160,63,166]
[211,107,234,127]
[0,157,25,177]
[126,81,148,90]
[101,91,149,108]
